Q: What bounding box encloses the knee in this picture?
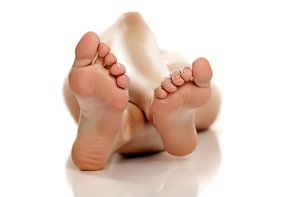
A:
[116,12,146,28]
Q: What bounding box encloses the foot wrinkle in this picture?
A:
[69,32,130,170]
[149,58,212,156]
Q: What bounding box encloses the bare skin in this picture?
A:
[68,33,131,170]
[63,12,221,170]
[149,58,213,155]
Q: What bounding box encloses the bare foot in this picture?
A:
[148,57,212,156]
[68,32,130,170]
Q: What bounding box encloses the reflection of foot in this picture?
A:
[68,32,130,170]
[148,57,212,156]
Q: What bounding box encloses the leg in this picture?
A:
[99,12,170,114]
[99,12,220,156]
[63,12,221,170]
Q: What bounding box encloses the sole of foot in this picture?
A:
[68,32,130,170]
[149,57,212,156]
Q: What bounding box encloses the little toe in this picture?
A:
[161,77,177,92]
[170,70,184,86]
[181,66,193,81]
[192,57,213,87]
[73,32,100,67]
[117,74,130,89]
[154,85,168,99]
[104,53,117,67]
[110,63,126,76]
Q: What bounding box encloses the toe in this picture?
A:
[192,57,213,87]
[95,42,111,65]
[110,63,126,76]
[170,70,184,86]
[98,42,111,57]
[154,85,168,99]
[73,32,100,67]
[117,74,130,89]
[161,77,177,92]
[181,66,193,81]
[104,53,117,66]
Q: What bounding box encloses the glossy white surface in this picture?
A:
[1,0,295,196]
[66,130,221,197]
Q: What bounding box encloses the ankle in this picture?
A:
[142,91,154,123]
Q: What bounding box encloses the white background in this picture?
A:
[1,0,295,196]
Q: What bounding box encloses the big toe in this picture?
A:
[192,57,213,87]
[73,32,100,67]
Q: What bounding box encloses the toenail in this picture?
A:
[183,69,190,72]
[175,75,181,79]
